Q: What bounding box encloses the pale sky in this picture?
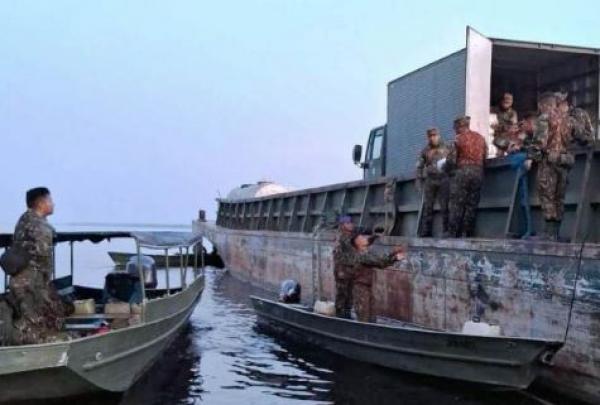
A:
[1,0,599,226]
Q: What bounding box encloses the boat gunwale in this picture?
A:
[207,223,600,258]
[251,296,564,346]
[0,275,204,353]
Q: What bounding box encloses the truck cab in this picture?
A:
[353,125,386,180]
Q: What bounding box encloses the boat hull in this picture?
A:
[196,221,600,404]
[252,297,562,389]
[108,251,224,268]
[0,275,204,402]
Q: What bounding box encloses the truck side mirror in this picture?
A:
[353,145,362,165]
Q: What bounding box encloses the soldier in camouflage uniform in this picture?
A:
[8,188,69,344]
[340,232,405,322]
[491,92,518,155]
[447,116,488,237]
[416,128,450,237]
[333,215,356,318]
[528,93,592,240]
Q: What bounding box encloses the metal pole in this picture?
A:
[179,247,185,288]
[183,247,189,282]
[165,248,170,295]
[3,249,7,293]
[200,239,205,273]
[69,241,74,281]
[193,243,198,278]
[136,242,146,302]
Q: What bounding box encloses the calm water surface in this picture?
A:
[3,226,573,405]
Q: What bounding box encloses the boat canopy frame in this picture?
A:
[1,231,206,301]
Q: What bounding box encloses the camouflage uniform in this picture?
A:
[338,246,397,323]
[332,231,355,318]
[416,142,450,237]
[8,210,66,344]
[447,129,488,237]
[492,106,518,153]
[529,107,592,238]
[570,107,594,142]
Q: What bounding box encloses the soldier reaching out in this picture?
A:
[337,230,406,323]
[332,215,356,318]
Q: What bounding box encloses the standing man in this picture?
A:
[529,93,591,240]
[346,231,405,323]
[332,215,355,318]
[416,127,450,237]
[447,116,488,237]
[9,187,68,344]
[557,93,595,143]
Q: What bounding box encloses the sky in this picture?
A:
[1,0,599,226]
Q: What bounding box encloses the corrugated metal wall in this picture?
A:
[386,49,467,177]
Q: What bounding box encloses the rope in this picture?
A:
[563,236,587,343]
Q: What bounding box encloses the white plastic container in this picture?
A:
[313,300,336,317]
[462,320,501,336]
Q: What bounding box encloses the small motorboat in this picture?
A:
[251,296,564,389]
[0,231,206,403]
[108,248,224,269]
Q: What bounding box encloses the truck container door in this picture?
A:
[465,26,494,157]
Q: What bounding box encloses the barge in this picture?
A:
[195,28,600,403]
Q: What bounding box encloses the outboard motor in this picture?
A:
[279,279,301,303]
[125,255,158,289]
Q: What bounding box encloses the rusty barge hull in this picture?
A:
[196,149,600,403]
[196,222,600,403]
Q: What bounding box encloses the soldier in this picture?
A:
[557,93,595,143]
[345,232,406,323]
[9,187,69,344]
[529,93,592,240]
[332,215,355,318]
[491,92,518,155]
[416,127,450,237]
[447,116,488,237]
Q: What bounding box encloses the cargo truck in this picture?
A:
[355,27,599,180]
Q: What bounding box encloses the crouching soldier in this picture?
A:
[345,231,406,323]
[416,127,450,237]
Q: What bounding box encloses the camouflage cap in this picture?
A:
[538,91,557,103]
[453,116,470,127]
[555,92,569,103]
[426,127,439,136]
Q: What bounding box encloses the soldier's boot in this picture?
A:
[542,220,558,241]
[555,220,567,243]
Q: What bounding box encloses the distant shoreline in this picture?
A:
[57,222,191,229]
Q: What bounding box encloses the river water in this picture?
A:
[1,226,578,405]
